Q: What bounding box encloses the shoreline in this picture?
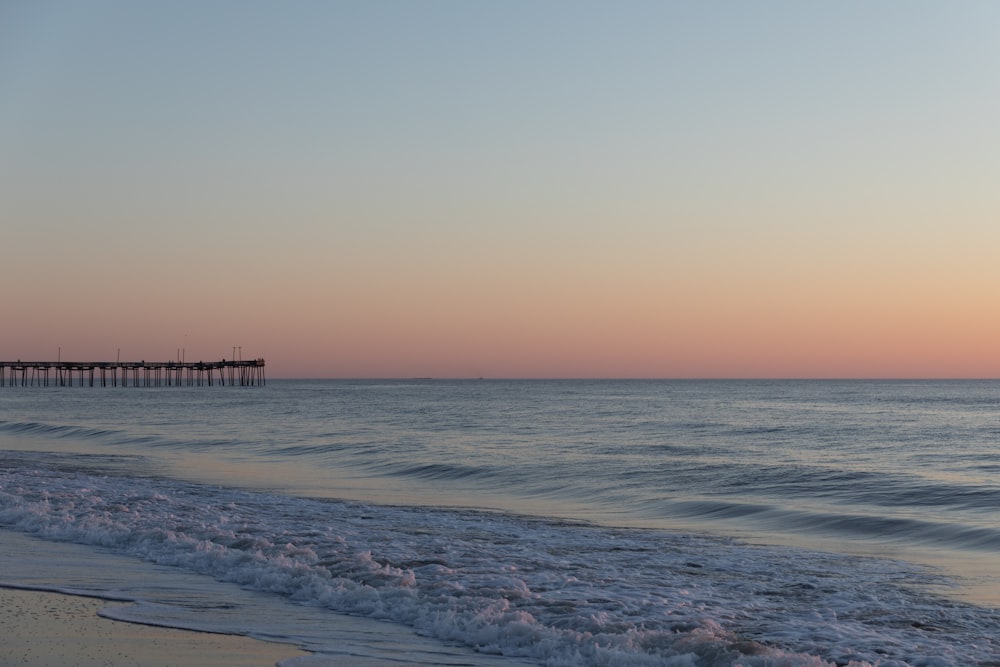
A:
[0,585,310,667]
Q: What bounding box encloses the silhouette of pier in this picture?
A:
[0,359,265,387]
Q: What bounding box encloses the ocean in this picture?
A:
[1,379,998,666]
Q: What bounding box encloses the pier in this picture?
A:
[0,359,265,387]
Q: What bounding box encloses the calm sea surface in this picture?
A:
[1,379,999,666]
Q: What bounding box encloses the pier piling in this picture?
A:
[0,359,265,387]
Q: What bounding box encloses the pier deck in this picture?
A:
[0,359,264,387]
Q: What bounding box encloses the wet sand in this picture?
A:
[0,586,309,667]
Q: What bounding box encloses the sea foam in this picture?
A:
[3,458,997,667]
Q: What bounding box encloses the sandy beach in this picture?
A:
[0,586,309,667]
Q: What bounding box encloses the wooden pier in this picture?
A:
[0,359,265,387]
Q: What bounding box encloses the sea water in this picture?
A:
[1,379,998,666]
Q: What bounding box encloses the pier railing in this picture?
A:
[0,359,265,387]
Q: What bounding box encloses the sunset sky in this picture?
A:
[3,1,1000,378]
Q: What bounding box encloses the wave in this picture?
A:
[364,460,500,483]
[0,419,244,453]
[0,420,123,442]
[665,499,1000,551]
[2,460,998,666]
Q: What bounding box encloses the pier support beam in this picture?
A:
[0,359,265,388]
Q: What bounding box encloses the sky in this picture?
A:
[2,1,1000,378]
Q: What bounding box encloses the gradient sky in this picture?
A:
[3,1,1000,378]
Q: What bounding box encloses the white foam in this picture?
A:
[2,462,998,666]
